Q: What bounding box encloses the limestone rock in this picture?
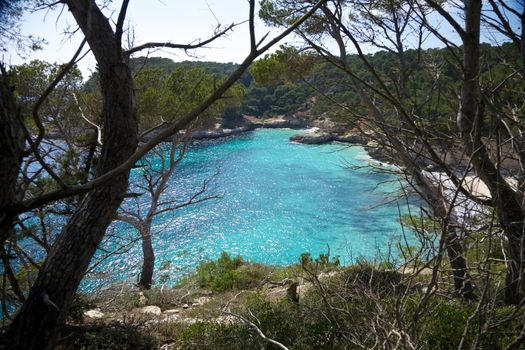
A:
[192,296,210,306]
[138,291,147,306]
[334,133,365,144]
[290,133,334,144]
[163,309,180,315]
[138,305,162,316]
[84,309,104,319]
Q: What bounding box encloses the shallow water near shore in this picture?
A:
[85,129,410,290]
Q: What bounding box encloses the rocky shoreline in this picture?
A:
[190,116,307,140]
[138,115,396,166]
[289,131,365,145]
[139,115,308,143]
[288,129,394,164]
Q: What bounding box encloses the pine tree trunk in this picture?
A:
[458,0,525,304]
[0,67,25,244]
[0,245,25,302]
[138,228,155,290]
[446,226,474,299]
[505,230,525,304]
[2,1,138,348]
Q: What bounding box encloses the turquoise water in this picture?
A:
[88,129,407,288]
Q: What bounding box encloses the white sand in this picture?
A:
[462,175,518,199]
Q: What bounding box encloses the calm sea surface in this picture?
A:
[86,129,409,288]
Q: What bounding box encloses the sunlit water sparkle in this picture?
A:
[84,129,409,289]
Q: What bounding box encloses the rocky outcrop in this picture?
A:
[244,115,307,129]
[290,133,334,144]
[290,131,366,145]
[334,133,366,144]
[188,116,307,140]
[139,115,308,143]
[84,309,105,319]
[261,117,306,129]
[190,126,252,140]
[136,305,162,316]
[363,141,393,163]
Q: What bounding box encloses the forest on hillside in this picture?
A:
[10,42,523,136]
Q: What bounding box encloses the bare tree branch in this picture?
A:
[126,23,236,56]
[30,38,87,150]
[1,0,328,225]
[221,309,290,350]
[115,0,130,50]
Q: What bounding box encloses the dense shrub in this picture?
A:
[343,261,402,295]
[57,324,157,350]
[175,322,262,350]
[173,293,345,350]
[65,254,523,349]
[420,301,520,350]
[67,293,96,324]
[195,252,271,292]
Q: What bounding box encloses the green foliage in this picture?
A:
[250,45,315,85]
[57,324,157,350]
[241,293,339,349]
[47,42,522,134]
[195,252,270,292]
[175,322,258,350]
[129,57,252,86]
[68,294,96,324]
[81,57,246,132]
[420,301,519,349]
[8,60,99,192]
[300,251,340,271]
[400,214,441,234]
[172,263,520,350]
[173,261,400,350]
[77,254,522,349]
[343,261,402,294]
[259,0,328,35]
[9,59,84,129]
[12,43,523,136]
[422,301,475,349]
[162,66,244,129]
[174,292,342,350]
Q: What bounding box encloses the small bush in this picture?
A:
[330,260,402,297]
[68,293,96,324]
[175,322,260,350]
[241,292,341,349]
[174,293,343,350]
[300,252,340,272]
[57,323,157,350]
[195,252,270,292]
[420,300,520,350]
[421,301,475,349]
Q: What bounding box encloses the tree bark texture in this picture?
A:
[138,227,155,289]
[0,244,26,303]
[2,0,138,348]
[320,7,473,297]
[0,68,24,244]
[459,0,525,304]
[348,63,474,298]
[445,226,474,298]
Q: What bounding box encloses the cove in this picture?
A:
[87,129,409,289]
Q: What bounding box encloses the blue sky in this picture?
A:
[4,0,523,80]
[6,0,282,78]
